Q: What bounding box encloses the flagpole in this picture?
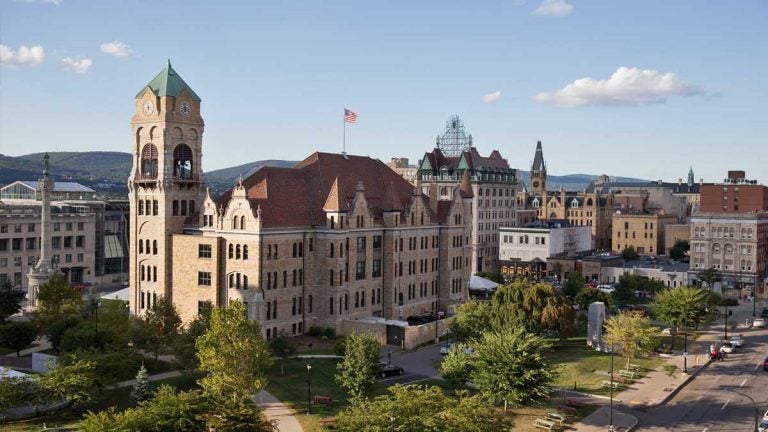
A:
[342,111,346,155]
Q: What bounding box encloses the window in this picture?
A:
[77,222,84,231]
[173,200,179,216]
[199,244,212,258]
[65,223,73,231]
[63,236,73,248]
[173,144,194,179]
[372,259,382,277]
[77,253,84,262]
[53,223,60,232]
[153,200,158,215]
[27,223,35,232]
[357,236,366,252]
[198,271,212,286]
[356,261,366,280]
[141,144,159,178]
[25,238,36,250]
[76,236,85,248]
[243,245,249,260]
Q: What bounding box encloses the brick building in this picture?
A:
[699,170,768,213]
[128,63,473,336]
[612,212,678,255]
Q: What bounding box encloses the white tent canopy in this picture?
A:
[469,275,499,292]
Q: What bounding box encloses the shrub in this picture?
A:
[307,326,323,336]
[321,327,336,339]
[333,338,347,356]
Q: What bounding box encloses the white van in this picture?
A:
[597,285,615,293]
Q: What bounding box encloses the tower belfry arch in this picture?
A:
[436,115,472,157]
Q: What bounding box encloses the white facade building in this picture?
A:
[499,222,592,263]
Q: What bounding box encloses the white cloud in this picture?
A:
[60,57,92,73]
[534,67,703,107]
[532,0,574,17]
[100,41,133,58]
[0,44,45,67]
[482,91,502,104]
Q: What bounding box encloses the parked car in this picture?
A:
[761,308,768,318]
[378,363,404,378]
[753,318,767,328]
[597,285,615,294]
[721,298,739,307]
[729,335,744,347]
[763,356,768,372]
[661,327,678,336]
[439,342,454,355]
[759,419,768,432]
[720,342,735,354]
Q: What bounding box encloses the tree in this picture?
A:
[335,333,380,400]
[614,273,665,303]
[268,333,297,376]
[489,279,573,336]
[172,302,212,370]
[669,240,690,261]
[621,246,640,261]
[201,395,277,432]
[0,279,25,322]
[549,262,564,282]
[33,274,84,349]
[0,321,38,356]
[0,376,35,415]
[541,303,576,339]
[561,271,585,300]
[476,272,504,284]
[652,286,711,348]
[449,299,492,342]
[698,267,722,289]
[141,297,181,361]
[196,300,271,401]
[130,364,151,404]
[335,384,511,432]
[575,288,613,310]
[465,328,557,409]
[603,312,659,370]
[34,355,98,407]
[440,343,475,388]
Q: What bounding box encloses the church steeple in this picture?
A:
[687,166,694,187]
[530,140,547,195]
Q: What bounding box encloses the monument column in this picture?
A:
[27,153,57,309]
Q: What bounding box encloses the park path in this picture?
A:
[253,390,304,432]
[113,369,186,388]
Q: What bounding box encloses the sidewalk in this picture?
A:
[114,369,185,388]
[571,406,637,432]
[253,390,304,432]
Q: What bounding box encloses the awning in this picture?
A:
[469,275,499,292]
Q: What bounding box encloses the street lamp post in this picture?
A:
[682,318,688,374]
[730,389,759,432]
[306,363,312,415]
[724,302,729,341]
[609,343,614,432]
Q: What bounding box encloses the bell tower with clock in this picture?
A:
[128,60,205,316]
[530,140,547,196]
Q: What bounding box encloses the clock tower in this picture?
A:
[530,140,547,195]
[128,60,204,315]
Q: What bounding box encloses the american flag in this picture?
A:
[344,108,358,123]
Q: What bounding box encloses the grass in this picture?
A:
[2,372,202,431]
[548,337,663,395]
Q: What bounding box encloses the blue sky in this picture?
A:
[1,0,766,183]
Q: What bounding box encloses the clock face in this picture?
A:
[143,100,154,115]
[532,181,540,188]
[179,102,191,116]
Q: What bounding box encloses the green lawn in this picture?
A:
[548,337,663,395]
[2,372,202,431]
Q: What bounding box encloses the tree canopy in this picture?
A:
[603,313,659,370]
[652,286,711,329]
[335,333,380,400]
[620,246,640,261]
[669,240,690,261]
[335,384,511,432]
[0,279,25,322]
[196,300,271,401]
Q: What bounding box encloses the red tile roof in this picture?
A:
[217,152,419,228]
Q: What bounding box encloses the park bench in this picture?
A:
[319,417,337,429]
[602,380,620,389]
[628,363,641,371]
[534,418,557,430]
[546,412,567,425]
[613,375,629,384]
[618,370,636,380]
[313,395,333,405]
[557,404,577,415]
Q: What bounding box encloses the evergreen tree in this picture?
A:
[130,364,151,404]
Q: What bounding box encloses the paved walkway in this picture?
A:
[113,370,186,388]
[253,390,304,432]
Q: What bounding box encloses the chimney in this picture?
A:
[699,178,703,186]
[678,178,682,186]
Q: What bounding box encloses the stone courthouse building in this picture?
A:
[128,63,473,337]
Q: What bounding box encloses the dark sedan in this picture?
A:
[378,363,405,378]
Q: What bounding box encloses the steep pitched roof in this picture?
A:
[217,152,417,228]
[532,141,545,171]
[136,60,201,101]
[459,170,474,198]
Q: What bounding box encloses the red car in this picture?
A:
[763,356,768,371]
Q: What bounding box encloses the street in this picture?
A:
[635,301,768,431]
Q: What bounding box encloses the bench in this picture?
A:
[613,375,629,384]
[534,418,557,430]
[319,417,336,429]
[628,363,641,371]
[313,395,333,405]
[557,404,577,415]
[546,412,567,425]
[602,380,620,389]
[618,370,636,380]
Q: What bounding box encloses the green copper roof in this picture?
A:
[136,60,201,101]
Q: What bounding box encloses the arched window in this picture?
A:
[145,239,150,254]
[586,198,593,206]
[140,144,158,178]
[139,240,144,254]
[229,273,235,288]
[228,244,234,259]
[240,215,246,230]
[153,240,158,255]
[173,144,194,179]
[236,244,241,259]
[243,245,249,260]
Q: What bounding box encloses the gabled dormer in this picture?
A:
[221,178,258,232]
[349,181,373,228]
[323,177,347,229]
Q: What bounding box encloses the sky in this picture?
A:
[1,0,767,183]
